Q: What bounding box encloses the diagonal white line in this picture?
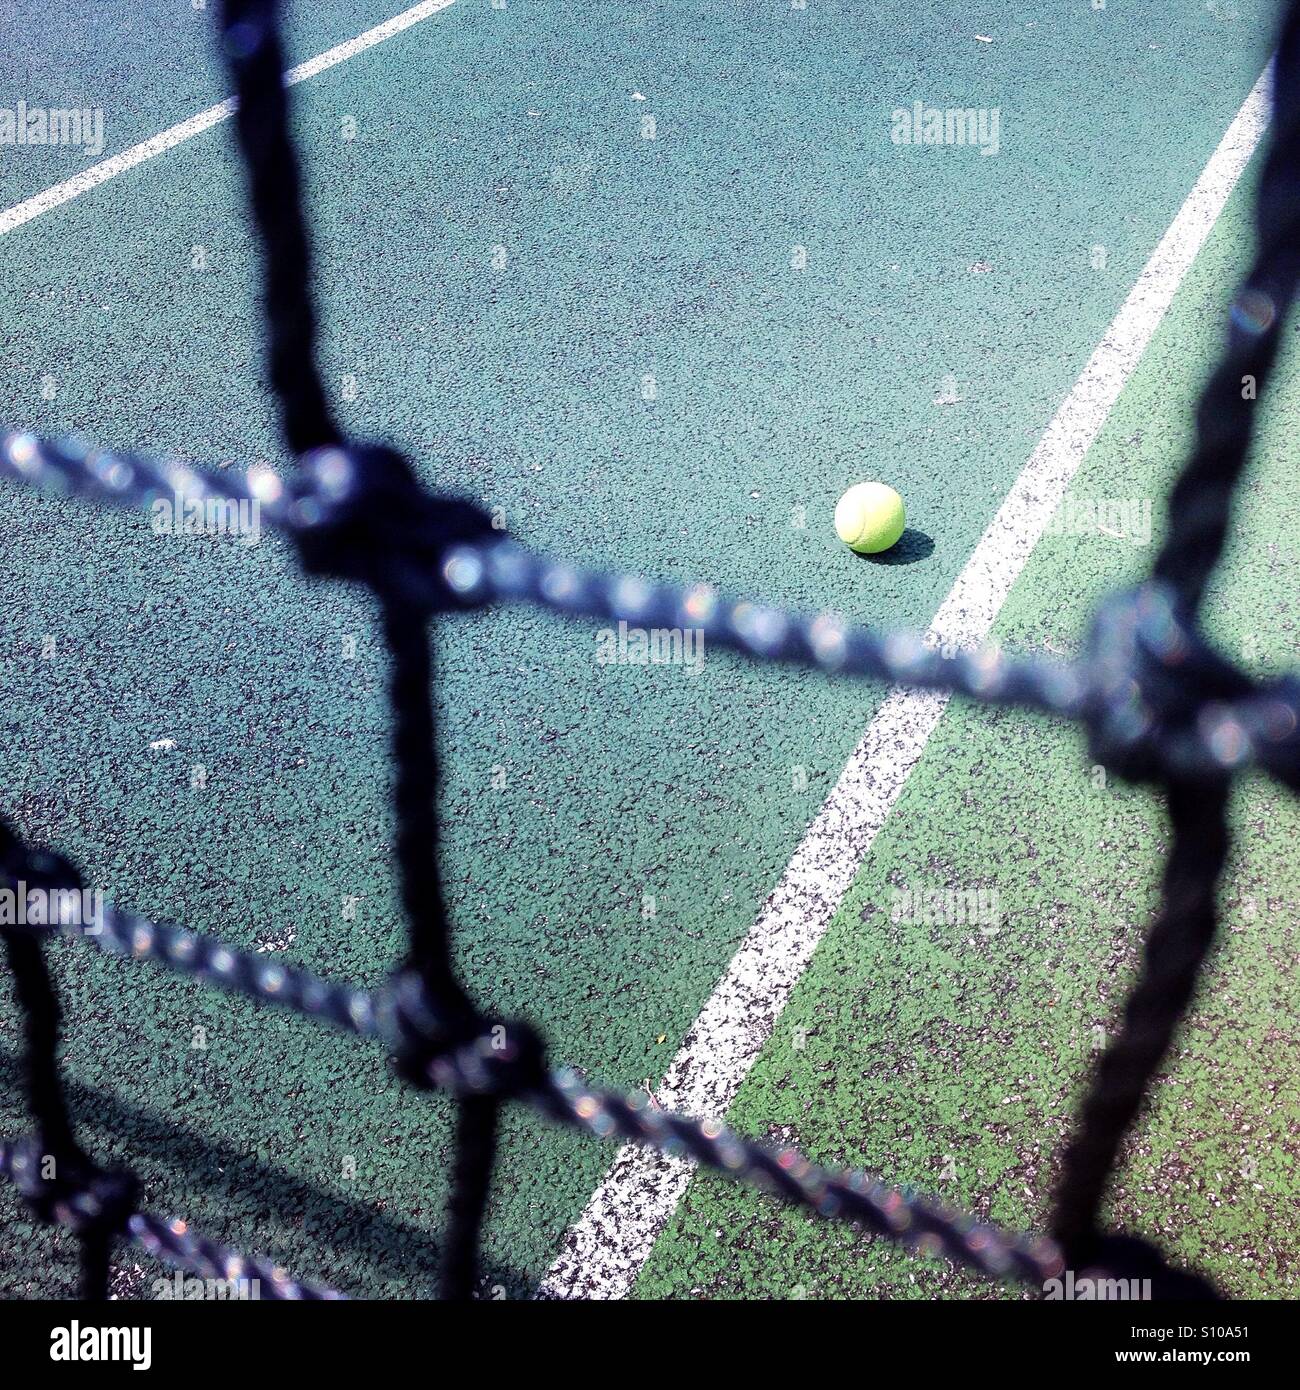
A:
[0,0,458,238]
[539,61,1273,1300]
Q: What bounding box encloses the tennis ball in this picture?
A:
[834,482,906,554]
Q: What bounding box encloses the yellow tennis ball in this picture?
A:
[834,482,906,554]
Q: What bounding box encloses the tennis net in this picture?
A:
[3,0,1299,1301]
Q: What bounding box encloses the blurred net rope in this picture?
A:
[3,0,1300,1302]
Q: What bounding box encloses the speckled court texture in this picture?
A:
[0,0,1296,1300]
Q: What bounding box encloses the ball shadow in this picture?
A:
[856,527,935,566]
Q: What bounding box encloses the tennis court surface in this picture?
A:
[1,0,1297,1308]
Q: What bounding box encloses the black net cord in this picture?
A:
[1050,776,1232,1258]
[78,1230,113,1302]
[381,597,475,1020]
[0,931,116,1298]
[1,933,82,1163]
[1153,2,1300,613]
[219,0,491,1293]
[382,594,492,1297]
[219,0,340,455]
[439,1096,501,1301]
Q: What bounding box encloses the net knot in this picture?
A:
[290,444,498,611]
[385,971,547,1100]
[1082,583,1257,783]
[4,1137,140,1240]
[0,818,85,902]
[1069,1231,1222,1301]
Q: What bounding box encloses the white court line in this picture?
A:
[539,63,1273,1300]
[0,0,458,238]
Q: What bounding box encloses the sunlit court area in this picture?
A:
[0,0,1297,1347]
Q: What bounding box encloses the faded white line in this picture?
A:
[0,0,458,238]
[539,63,1273,1300]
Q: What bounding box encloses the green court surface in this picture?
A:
[1,1,1296,1300]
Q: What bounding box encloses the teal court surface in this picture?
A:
[1,1,1297,1300]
